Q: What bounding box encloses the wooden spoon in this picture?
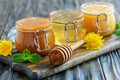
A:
[49,40,84,66]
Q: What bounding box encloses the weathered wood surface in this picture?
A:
[6,29,120,79]
[0,0,120,80]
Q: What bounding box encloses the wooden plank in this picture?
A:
[1,0,34,39]
[1,0,120,80]
[100,51,120,80]
[0,0,13,39]
[0,65,11,80]
[42,48,120,80]
[43,58,106,80]
[0,0,33,79]
[5,36,119,79]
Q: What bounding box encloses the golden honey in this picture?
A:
[81,2,116,36]
[15,17,55,56]
[50,9,86,45]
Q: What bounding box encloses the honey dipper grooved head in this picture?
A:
[49,45,73,66]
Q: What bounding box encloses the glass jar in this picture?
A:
[81,2,116,36]
[15,17,55,56]
[50,9,86,45]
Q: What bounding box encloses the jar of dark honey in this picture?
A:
[15,17,55,56]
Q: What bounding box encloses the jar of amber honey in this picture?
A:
[50,9,86,45]
[81,2,116,36]
[15,17,55,56]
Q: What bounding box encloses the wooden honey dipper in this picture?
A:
[49,40,84,66]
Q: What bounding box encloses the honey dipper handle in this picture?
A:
[71,39,84,50]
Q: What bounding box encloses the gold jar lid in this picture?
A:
[16,17,51,32]
[50,9,84,23]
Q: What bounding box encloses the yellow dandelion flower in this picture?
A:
[0,39,13,56]
[84,32,104,50]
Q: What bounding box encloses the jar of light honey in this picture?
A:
[15,17,55,56]
[50,9,86,45]
[81,2,116,36]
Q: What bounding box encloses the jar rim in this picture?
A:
[81,2,114,15]
[16,17,51,32]
[50,9,84,23]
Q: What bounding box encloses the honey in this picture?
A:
[50,9,86,45]
[81,2,116,36]
[15,17,55,56]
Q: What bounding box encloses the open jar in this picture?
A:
[50,9,86,45]
[81,2,116,36]
[15,17,55,56]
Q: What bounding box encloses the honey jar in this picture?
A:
[81,2,116,36]
[15,17,55,56]
[50,9,86,45]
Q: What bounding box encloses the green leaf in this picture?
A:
[116,21,120,29]
[23,49,30,58]
[12,53,27,63]
[28,54,42,63]
[12,49,42,63]
[115,29,120,36]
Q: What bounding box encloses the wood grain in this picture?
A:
[0,0,120,80]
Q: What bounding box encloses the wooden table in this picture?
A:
[0,0,120,80]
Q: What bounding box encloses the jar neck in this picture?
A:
[50,9,84,24]
[51,17,84,24]
[16,26,52,32]
[81,2,114,16]
[16,17,51,32]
